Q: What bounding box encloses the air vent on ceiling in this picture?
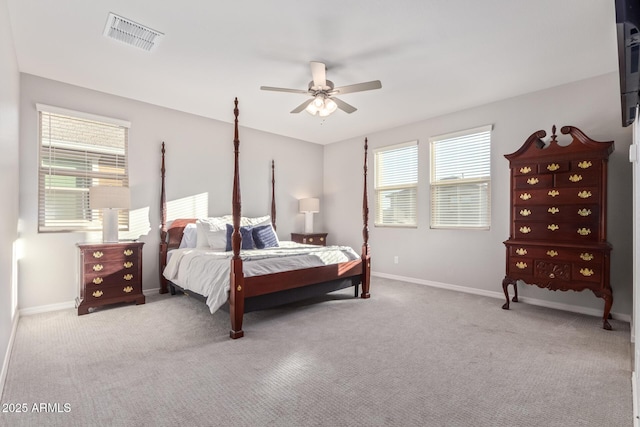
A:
[103,12,163,52]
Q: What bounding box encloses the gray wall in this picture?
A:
[0,0,20,389]
[325,72,634,317]
[18,74,324,310]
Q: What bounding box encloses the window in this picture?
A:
[38,104,130,232]
[374,141,418,227]
[430,125,492,229]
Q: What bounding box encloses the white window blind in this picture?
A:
[430,125,492,229]
[38,105,130,232]
[374,141,418,227]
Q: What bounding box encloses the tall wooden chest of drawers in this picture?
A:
[76,242,145,315]
[502,126,614,329]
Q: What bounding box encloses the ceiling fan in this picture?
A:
[260,61,382,116]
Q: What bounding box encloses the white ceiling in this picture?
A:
[6,0,619,145]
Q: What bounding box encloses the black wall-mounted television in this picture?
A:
[616,0,640,127]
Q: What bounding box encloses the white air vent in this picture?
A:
[103,12,163,52]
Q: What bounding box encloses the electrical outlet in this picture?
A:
[394,256,399,264]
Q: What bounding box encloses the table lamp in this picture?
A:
[90,186,130,243]
[299,198,320,233]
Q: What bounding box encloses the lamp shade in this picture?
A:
[299,198,320,213]
[90,186,131,209]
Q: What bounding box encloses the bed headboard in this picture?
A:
[167,219,196,250]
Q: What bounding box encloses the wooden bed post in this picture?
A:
[271,159,276,231]
[361,137,371,299]
[159,142,168,294]
[229,98,245,339]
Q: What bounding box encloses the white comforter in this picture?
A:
[163,241,360,313]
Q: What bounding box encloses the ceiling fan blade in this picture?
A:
[310,61,327,88]
[260,86,309,94]
[332,97,357,114]
[331,80,382,95]
[290,99,314,113]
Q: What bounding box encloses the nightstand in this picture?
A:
[76,242,145,315]
[290,232,328,246]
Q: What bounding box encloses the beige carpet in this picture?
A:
[0,277,632,426]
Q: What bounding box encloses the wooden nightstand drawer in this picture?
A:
[290,232,328,246]
[86,283,142,302]
[77,242,145,315]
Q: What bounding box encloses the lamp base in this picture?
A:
[304,212,314,234]
[102,209,119,243]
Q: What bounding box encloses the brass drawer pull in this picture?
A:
[93,264,104,272]
[515,248,527,256]
[123,286,134,293]
[569,174,583,183]
[527,177,539,185]
[519,166,532,174]
[547,163,560,171]
[308,238,314,242]
[580,253,594,261]
[519,226,531,234]
[548,189,560,197]
[92,251,104,259]
[549,273,555,279]
[577,208,591,217]
[520,193,532,201]
[519,209,531,217]
[548,207,559,214]
[579,268,594,277]
[124,274,133,281]
[546,250,558,257]
[123,261,134,268]
[92,277,103,285]
[547,224,559,231]
[92,290,103,298]
[515,261,527,269]
[577,190,592,199]
[578,161,592,169]
[577,228,591,236]
[123,249,134,256]
[320,237,324,241]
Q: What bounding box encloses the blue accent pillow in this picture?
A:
[252,224,279,249]
[225,224,255,251]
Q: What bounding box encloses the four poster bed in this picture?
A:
[159,98,371,339]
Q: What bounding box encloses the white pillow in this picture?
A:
[241,215,272,227]
[196,215,272,249]
[195,217,227,249]
[178,223,198,249]
[205,228,228,251]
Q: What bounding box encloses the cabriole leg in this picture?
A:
[594,289,613,331]
[502,276,518,310]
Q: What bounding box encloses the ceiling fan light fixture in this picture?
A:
[324,98,337,113]
[305,102,319,116]
[306,95,338,117]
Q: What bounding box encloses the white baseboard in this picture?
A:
[19,301,75,317]
[633,372,638,427]
[18,288,162,317]
[0,309,19,400]
[372,271,632,323]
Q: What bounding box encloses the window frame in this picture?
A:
[373,140,419,228]
[429,125,492,230]
[37,104,131,233]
